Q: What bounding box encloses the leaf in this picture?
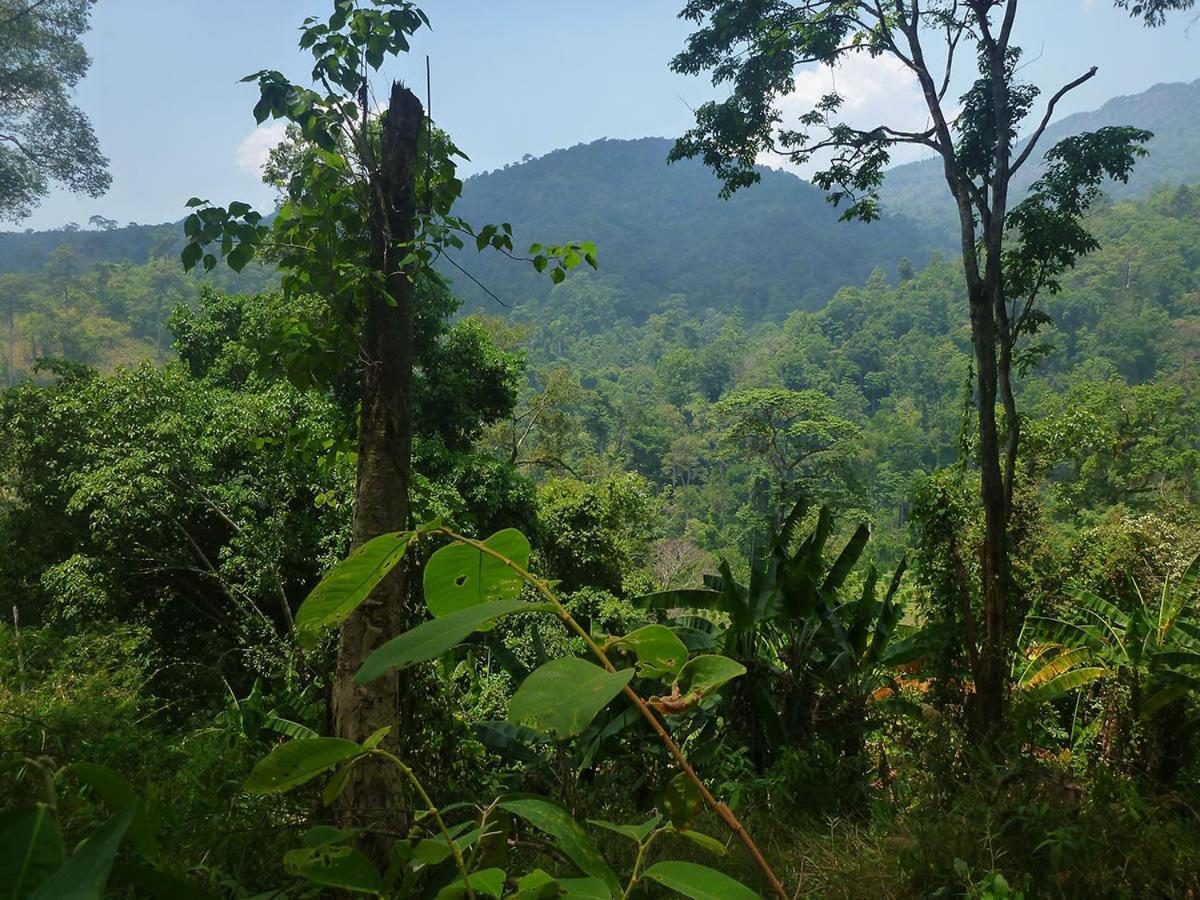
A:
[66,763,158,859]
[674,829,727,856]
[654,656,746,713]
[283,844,381,894]
[558,878,612,899]
[512,869,560,899]
[295,531,412,648]
[263,714,320,741]
[641,861,760,900]
[424,529,530,617]
[356,599,548,684]
[1023,667,1107,703]
[498,799,621,895]
[661,772,701,830]
[244,738,364,795]
[472,720,549,765]
[435,868,506,899]
[0,805,64,900]
[821,522,871,593]
[1020,647,1092,689]
[509,658,634,738]
[610,625,689,680]
[28,808,133,900]
[587,815,661,844]
[180,242,202,272]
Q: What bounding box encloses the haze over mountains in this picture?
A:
[3,78,1199,323]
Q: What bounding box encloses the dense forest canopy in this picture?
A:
[3,2,1200,898]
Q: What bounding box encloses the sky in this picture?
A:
[18,0,1200,231]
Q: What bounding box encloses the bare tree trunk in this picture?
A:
[331,82,422,859]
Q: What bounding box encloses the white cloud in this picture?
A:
[763,53,938,176]
[235,121,289,177]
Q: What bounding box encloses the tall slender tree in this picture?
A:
[181,0,593,861]
[669,0,1170,738]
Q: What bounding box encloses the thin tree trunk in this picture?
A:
[331,82,423,858]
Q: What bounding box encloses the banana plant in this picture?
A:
[634,500,906,764]
[1019,553,1200,772]
[253,522,788,899]
[1021,552,1200,708]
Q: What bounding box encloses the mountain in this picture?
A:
[446,137,936,319]
[881,78,1200,238]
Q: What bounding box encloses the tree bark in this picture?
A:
[331,82,423,856]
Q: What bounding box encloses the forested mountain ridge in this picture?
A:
[882,77,1200,237]
[2,137,936,322]
[446,136,936,318]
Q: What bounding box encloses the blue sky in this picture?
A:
[20,0,1200,230]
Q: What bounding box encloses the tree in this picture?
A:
[670,0,1167,740]
[0,0,110,222]
[713,387,858,526]
[180,0,592,862]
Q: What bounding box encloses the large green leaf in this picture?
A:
[435,867,506,899]
[610,625,688,679]
[509,658,633,738]
[295,531,412,648]
[66,763,158,859]
[244,737,364,795]
[472,721,550,765]
[283,844,381,894]
[28,807,133,900]
[557,877,613,899]
[640,861,760,900]
[0,805,64,900]
[673,655,746,704]
[1023,666,1107,703]
[356,599,547,684]
[424,529,530,617]
[821,522,871,593]
[498,799,620,895]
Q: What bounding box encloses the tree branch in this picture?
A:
[1010,66,1099,175]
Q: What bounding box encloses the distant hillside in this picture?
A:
[0,222,179,273]
[882,78,1200,239]
[448,137,936,319]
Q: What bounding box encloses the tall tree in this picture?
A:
[180,0,593,862]
[669,0,1162,739]
[0,0,110,222]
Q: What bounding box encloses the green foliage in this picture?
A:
[0,0,109,222]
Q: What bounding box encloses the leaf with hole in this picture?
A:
[283,844,381,894]
[509,658,633,739]
[610,625,688,680]
[424,529,530,617]
[244,738,364,795]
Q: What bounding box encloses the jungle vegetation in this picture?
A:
[3,1,1200,898]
